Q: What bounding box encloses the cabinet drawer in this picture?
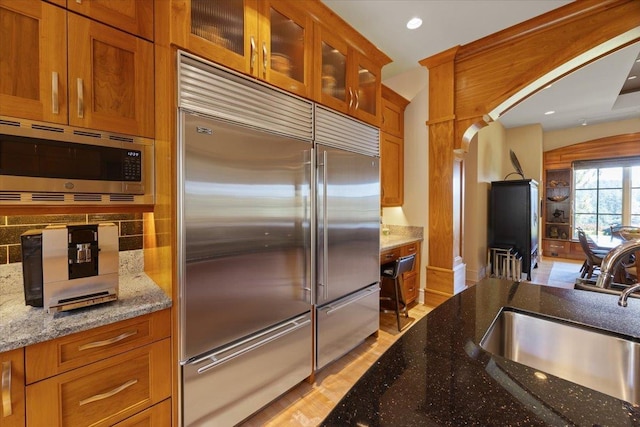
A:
[26,309,170,384]
[401,242,419,257]
[113,398,171,427]
[380,248,401,264]
[543,239,570,256]
[26,339,171,427]
[403,273,418,303]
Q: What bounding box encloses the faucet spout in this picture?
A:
[619,283,640,307]
[595,238,640,289]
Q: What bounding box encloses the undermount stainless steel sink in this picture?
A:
[480,309,640,405]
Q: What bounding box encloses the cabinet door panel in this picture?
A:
[381,132,403,206]
[0,0,67,124]
[67,13,154,137]
[0,348,25,427]
[67,0,153,41]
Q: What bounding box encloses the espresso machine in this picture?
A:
[21,223,119,313]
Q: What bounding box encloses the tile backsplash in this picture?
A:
[0,213,144,264]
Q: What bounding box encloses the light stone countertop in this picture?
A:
[380,224,423,251]
[0,250,172,352]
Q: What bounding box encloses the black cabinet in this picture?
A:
[489,179,539,280]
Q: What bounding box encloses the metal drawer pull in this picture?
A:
[77,78,84,118]
[52,72,59,114]
[78,330,138,351]
[262,42,267,78]
[250,37,256,73]
[79,379,138,406]
[1,361,11,417]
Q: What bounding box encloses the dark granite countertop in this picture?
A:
[322,279,640,426]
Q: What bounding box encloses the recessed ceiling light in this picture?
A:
[406,17,422,30]
[544,110,555,115]
[581,119,588,126]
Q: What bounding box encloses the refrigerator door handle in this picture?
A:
[320,150,329,301]
[191,316,312,374]
[324,285,380,315]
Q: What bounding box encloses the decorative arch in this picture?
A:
[419,0,640,305]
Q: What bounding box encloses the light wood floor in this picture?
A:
[239,256,581,426]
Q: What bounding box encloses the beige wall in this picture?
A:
[463,122,509,282]
[544,117,640,151]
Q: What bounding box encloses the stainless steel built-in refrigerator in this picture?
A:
[314,106,381,369]
[177,53,380,426]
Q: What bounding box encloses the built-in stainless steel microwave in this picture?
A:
[0,116,154,205]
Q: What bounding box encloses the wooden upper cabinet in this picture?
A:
[66,0,154,41]
[177,0,313,98]
[314,22,349,114]
[380,132,403,206]
[348,50,381,126]
[380,85,409,207]
[0,2,154,138]
[68,13,154,138]
[0,0,68,124]
[258,1,313,98]
[314,22,382,126]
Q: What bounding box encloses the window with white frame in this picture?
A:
[573,157,640,239]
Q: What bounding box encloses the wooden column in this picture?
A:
[419,0,640,306]
[419,47,468,306]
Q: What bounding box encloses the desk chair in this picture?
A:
[380,254,416,331]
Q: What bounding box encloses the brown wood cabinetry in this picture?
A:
[172,0,313,99]
[0,0,154,138]
[17,310,171,427]
[0,348,25,427]
[0,1,67,125]
[314,23,382,126]
[67,13,154,137]
[169,0,390,126]
[66,0,154,41]
[380,86,409,206]
[380,241,421,305]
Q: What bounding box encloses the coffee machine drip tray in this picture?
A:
[48,288,118,313]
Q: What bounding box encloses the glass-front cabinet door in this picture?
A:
[349,51,381,125]
[314,23,349,115]
[189,0,258,74]
[259,1,313,98]
[186,0,312,98]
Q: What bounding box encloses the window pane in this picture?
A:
[598,189,622,214]
[598,167,622,188]
[598,214,621,238]
[574,169,597,189]
[574,189,597,213]
[574,214,596,235]
[632,166,640,187]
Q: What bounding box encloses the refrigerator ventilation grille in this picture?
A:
[178,52,313,142]
[314,105,379,157]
